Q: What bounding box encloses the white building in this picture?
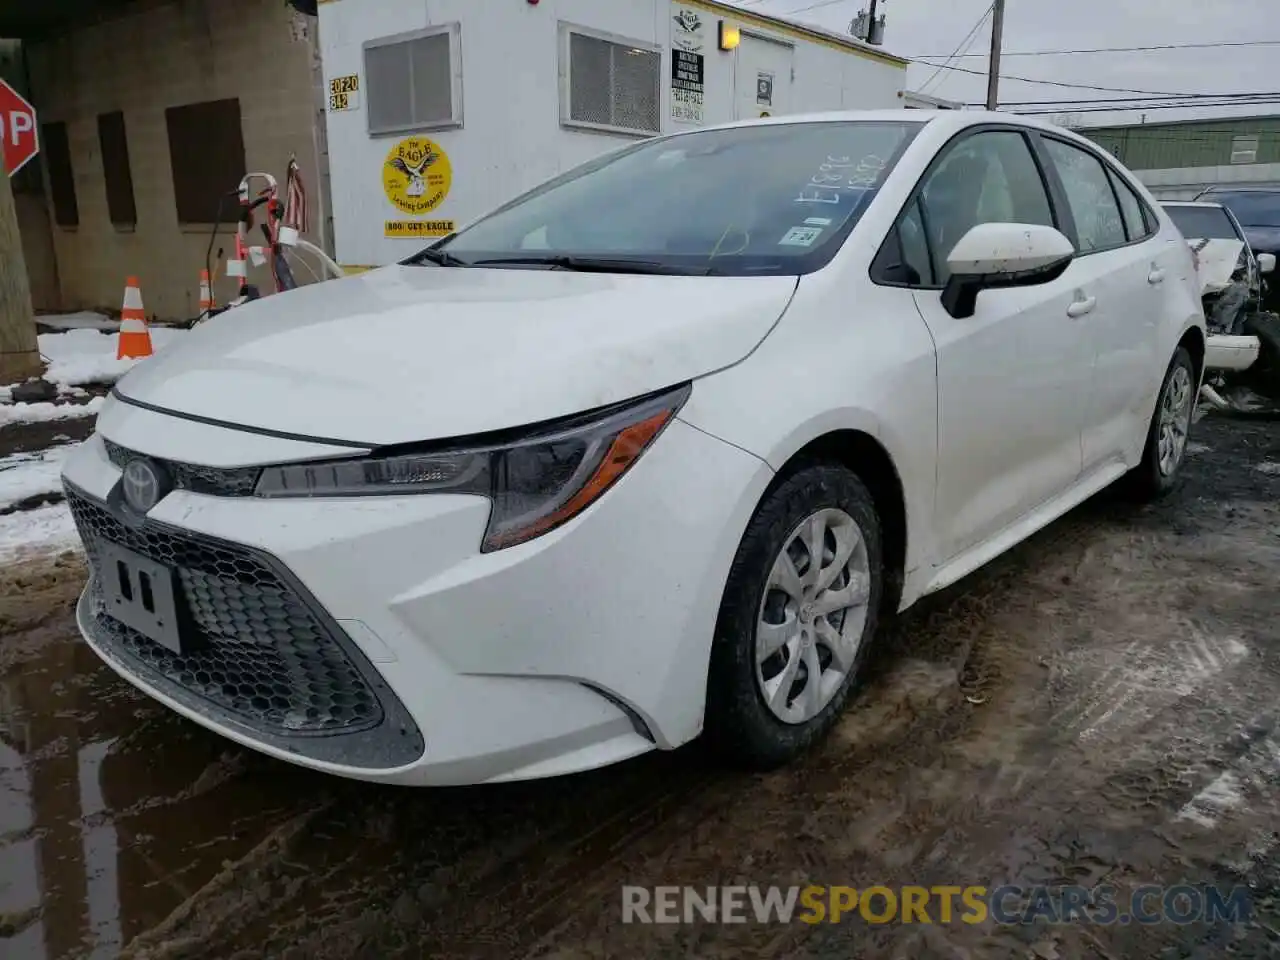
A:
[316,0,909,269]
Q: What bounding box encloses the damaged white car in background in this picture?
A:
[1163,200,1280,413]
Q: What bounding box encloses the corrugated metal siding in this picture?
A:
[1081,117,1280,170]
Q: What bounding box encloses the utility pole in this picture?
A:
[0,159,40,384]
[985,0,1006,111]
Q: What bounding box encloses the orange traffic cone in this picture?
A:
[198,269,214,314]
[117,276,153,360]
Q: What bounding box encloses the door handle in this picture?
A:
[1148,268,1165,284]
[1066,296,1097,318]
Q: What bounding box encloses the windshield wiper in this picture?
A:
[469,255,712,276]
[403,246,471,267]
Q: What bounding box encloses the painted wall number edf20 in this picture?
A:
[328,75,361,112]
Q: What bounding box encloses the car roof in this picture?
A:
[1163,201,1226,208]
[1199,185,1280,194]
[671,108,1106,147]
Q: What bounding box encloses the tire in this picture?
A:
[704,463,883,770]
[1124,346,1197,501]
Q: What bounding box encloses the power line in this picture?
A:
[726,2,1274,104]
[994,92,1280,106]
[1017,99,1280,115]
[983,101,1280,114]
[778,0,851,16]
[728,0,1280,63]
[918,4,994,96]
[1001,96,1280,114]
[910,39,1280,58]
[917,59,1210,97]
[959,90,1280,114]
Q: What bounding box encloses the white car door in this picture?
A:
[1037,136,1164,472]
[883,128,1093,563]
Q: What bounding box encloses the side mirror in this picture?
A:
[1258,252,1276,275]
[940,222,1076,319]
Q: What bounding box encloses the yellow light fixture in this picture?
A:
[718,21,740,51]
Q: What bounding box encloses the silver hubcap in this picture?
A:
[755,508,872,725]
[1157,365,1193,477]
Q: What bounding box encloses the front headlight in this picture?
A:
[254,384,691,551]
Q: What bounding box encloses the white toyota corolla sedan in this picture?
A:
[62,110,1204,786]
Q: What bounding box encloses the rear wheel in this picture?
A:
[1125,346,1196,501]
[705,464,883,769]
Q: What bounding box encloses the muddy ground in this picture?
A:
[1,414,1278,960]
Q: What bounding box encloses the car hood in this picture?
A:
[114,265,798,446]
[1186,238,1245,294]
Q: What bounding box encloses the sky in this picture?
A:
[724,0,1276,127]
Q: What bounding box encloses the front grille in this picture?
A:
[103,438,261,497]
[66,485,424,767]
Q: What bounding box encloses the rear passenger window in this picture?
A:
[1042,138,1127,253]
[1106,167,1152,242]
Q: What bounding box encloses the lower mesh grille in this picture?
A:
[65,484,424,766]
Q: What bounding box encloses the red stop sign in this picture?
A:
[0,80,39,177]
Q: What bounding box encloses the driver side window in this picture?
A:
[875,130,1058,289]
[921,131,1056,285]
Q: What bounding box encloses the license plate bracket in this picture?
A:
[98,541,187,655]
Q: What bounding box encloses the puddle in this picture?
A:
[0,553,332,959]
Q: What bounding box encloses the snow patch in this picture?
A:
[1177,737,1280,829]
[1178,772,1246,828]
[38,327,184,388]
[0,502,80,562]
[0,396,104,428]
[1055,628,1250,744]
[0,445,74,511]
[0,327,188,397]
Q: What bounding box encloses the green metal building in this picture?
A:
[1082,115,1280,170]
[1076,114,1280,199]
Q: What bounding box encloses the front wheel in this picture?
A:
[704,464,883,770]
[1125,345,1196,501]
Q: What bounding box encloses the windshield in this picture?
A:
[1208,191,1280,228]
[1164,205,1240,241]
[424,120,923,276]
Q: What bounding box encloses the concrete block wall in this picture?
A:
[1135,163,1280,201]
[26,0,325,320]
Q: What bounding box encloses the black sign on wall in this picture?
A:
[672,49,705,90]
[671,49,705,123]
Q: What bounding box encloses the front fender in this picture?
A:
[682,385,938,594]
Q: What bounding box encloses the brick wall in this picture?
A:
[25,0,325,320]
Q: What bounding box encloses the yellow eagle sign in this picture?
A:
[382,136,452,216]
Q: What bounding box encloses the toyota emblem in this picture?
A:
[122,458,167,513]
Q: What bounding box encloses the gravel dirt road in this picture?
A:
[1,414,1277,959]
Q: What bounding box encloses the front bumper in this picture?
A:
[63,398,772,785]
